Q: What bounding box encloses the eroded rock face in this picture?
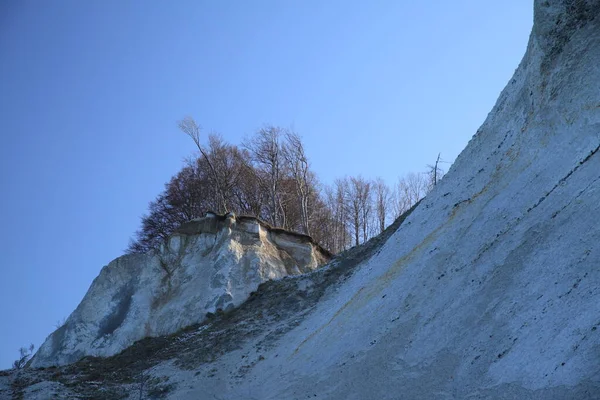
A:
[155,0,599,397]
[14,1,600,398]
[30,214,330,367]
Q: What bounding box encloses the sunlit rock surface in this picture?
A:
[30,213,330,368]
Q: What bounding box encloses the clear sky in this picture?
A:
[0,1,533,369]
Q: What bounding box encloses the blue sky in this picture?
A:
[0,1,532,369]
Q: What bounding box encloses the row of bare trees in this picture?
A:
[317,170,440,252]
[127,117,444,254]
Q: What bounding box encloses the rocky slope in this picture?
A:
[29,213,330,368]
[2,0,600,399]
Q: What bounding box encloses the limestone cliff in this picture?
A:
[30,213,330,367]
[3,1,600,399]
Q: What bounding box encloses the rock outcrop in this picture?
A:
[30,213,330,367]
[136,1,598,397]
[4,1,600,398]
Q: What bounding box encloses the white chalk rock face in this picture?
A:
[20,3,600,398]
[164,1,600,398]
[30,214,330,367]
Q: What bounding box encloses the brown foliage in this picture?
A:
[128,118,442,255]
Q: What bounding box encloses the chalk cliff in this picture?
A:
[30,213,330,367]
[3,1,600,399]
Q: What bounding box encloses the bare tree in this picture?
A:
[166,161,210,219]
[127,193,184,254]
[393,172,428,218]
[373,177,391,234]
[282,130,311,235]
[13,344,34,370]
[132,119,443,257]
[128,137,270,254]
[426,153,445,190]
[347,176,372,246]
[306,185,335,250]
[178,117,228,213]
[206,134,251,211]
[243,126,286,227]
[231,149,264,217]
[334,178,351,251]
[359,180,373,243]
[321,178,351,253]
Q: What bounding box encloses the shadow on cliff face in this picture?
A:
[98,285,134,338]
[535,0,600,72]
[3,205,417,399]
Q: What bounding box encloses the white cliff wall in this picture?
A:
[20,3,600,399]
[30,214,329,367]
[164,2,600,398]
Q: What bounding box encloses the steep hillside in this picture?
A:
[2,1,599,399]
